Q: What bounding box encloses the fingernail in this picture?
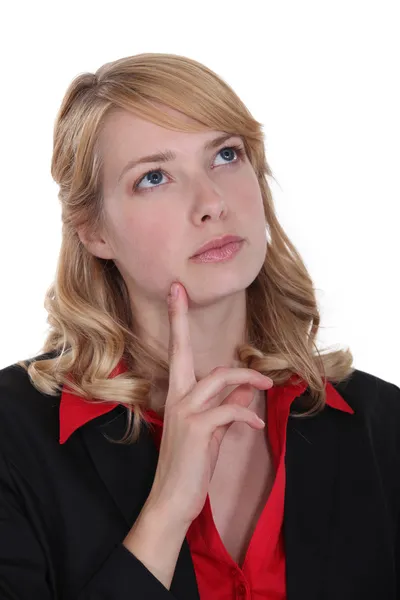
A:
[170,283,179,299]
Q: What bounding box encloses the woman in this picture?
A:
[0,53,399,600]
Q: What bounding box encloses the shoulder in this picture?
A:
[0,352,61,454]
[0,351,61,411]
[332,367,400,417]
[331,367,400,451]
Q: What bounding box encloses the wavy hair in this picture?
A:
[17,52,355,444]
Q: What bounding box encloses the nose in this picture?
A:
[190,177,228,223]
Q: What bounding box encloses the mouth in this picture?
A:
[190,239,244,263]
[191,235,244,258]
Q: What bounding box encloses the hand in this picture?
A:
[146,282,274,528]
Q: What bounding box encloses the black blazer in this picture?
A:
[0,354,399,600]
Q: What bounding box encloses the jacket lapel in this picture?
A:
[284,402,342,600]
[79,405,200,599]
[79,405,158,525]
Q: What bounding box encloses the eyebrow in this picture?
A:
[116,132,242,185]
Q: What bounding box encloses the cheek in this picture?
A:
[124,222,166,257]
[113,212,177,281]
[233,176,267,252]
[234,174,264,218]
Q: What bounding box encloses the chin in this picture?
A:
[185,254,264,307]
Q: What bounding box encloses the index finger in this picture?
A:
[166,282,196,405]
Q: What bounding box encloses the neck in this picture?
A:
[135,287,249,379]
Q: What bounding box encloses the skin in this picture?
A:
[78,105,268,422]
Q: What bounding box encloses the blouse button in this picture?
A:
[230,567,237,577]
[237,582,247,596]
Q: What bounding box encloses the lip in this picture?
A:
[191,235,244,258]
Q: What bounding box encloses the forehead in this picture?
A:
[99,107,219,154]
[98,108,226,193]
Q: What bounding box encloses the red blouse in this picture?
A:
[59,362,354,599]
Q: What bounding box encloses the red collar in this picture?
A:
[59,362,354,444]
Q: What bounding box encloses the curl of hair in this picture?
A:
[17,53,355,444]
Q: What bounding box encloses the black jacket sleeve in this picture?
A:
[0,448,176,599]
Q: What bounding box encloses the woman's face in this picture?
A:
[91,106,267,309]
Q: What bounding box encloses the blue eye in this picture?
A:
[132,144,245,193]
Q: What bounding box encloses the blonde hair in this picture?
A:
[17,52,355,443]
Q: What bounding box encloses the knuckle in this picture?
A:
[186,413,205,437]
[167,303,179,318]
[249,369,262,379]
[167,401,188,421]
[168,340,179,356]
[212,365,228,376]
[184,412,197,429]
[174,409,198,435]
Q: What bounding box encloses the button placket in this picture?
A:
[237,582,247,596]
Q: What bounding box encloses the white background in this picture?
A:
[1,1,398,385]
